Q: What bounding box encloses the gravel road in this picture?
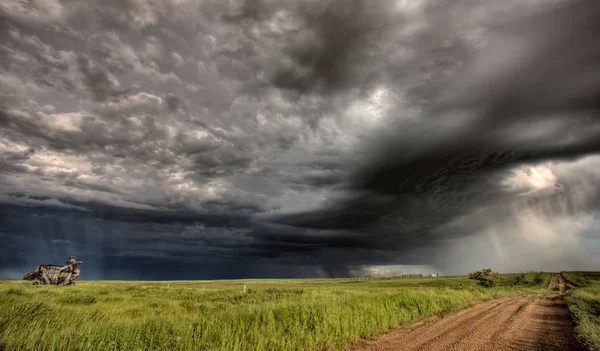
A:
[349,274,582,351]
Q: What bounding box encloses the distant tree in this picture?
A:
[513,273,525,286]
[468,268,501,288]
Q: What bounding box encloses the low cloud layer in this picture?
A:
[1,0,599,279]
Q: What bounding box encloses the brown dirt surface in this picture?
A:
[557,273,568,293]
[552,274,560,291]
[551,273,568,293]
[348,292,583,351]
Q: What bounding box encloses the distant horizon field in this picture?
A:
[0,272,557,351]
[2,270,572,283]
[2,265,568,283]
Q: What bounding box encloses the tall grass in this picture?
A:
[0,273,551,351]
[563,272,600,351]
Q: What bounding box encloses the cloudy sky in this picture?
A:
[1,0,599,280]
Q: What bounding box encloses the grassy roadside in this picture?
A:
[0,273,551,351]
[562,272,600,351]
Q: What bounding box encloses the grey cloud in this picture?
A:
[165,94,184,111]
[266,0,600,265]
[2,147,35,161]
[272,0,399,94]
[187,148,255,179]
[2,0,600,280]
[221,0,400,95]
[78,56,126,101]
[0,195,89,212]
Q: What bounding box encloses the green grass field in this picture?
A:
[563,271,600,351]
[0,273,552,351]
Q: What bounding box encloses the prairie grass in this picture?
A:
[0,273,551,351]
[563,271,600,351]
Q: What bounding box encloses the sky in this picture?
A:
[1,0,599,280]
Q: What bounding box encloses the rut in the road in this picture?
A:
[349,283,582,350]
[556,273,568,293]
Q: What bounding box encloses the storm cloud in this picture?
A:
[1,0,599,279]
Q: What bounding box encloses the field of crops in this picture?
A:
[563,271,600,351]
[0,273,552,351]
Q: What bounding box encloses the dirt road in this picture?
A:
[554,273,568,293]
[349,275,582,351]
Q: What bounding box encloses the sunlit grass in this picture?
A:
[0,273,551,351]
[563,271,600,351]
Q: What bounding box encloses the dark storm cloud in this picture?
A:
[354,0,600,192]
[0,204,356,278]
[440,0,600,122]
[2,0,600,279]
[268,0,600,254]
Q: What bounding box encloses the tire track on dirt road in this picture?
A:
[556,273,568,293]
[348,274,583,351]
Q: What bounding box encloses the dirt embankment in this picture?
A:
[349,276,582,351]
